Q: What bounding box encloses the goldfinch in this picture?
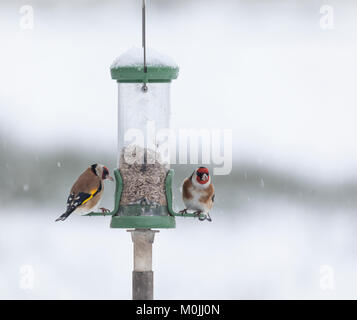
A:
[180,167,215,222]
[55,164,114,222]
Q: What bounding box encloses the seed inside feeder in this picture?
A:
[119,145,168,206]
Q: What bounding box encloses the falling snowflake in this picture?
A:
[57,162,61,168]
[23,184,29,192]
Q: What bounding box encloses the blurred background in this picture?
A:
[1,0,357,299]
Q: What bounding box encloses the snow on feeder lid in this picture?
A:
[109,47,179,229]
[110,47,179,83]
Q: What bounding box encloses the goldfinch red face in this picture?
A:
[195,167,210,184]
[101,165,114,181]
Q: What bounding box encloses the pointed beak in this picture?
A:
[202,173,208,181]
[107,175,114,181]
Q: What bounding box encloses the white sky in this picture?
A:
[1,0,357,181]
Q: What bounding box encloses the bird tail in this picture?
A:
[55,212,72,222]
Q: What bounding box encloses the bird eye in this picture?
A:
[101,167,108,179]
[197,168,209,175]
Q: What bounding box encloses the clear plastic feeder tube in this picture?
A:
[117,82,171,206]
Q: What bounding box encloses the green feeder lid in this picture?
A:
[110,47,179,83]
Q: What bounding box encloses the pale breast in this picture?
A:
[183,187,207,212]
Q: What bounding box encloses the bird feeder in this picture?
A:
[84,0,205,300]
[109,47,179,229]
[86,48,203,225]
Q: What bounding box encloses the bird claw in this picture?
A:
[193,210,204,220]
[194,211,212,222]
[179,209,188,216]
[100,207,110,215]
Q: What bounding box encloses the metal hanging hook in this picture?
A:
[142,0,148,92]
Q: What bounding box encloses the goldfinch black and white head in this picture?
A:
[55,163,114,222]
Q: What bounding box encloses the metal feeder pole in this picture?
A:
[128,229,159,300]
[104,0,197,300]
[128,2,155,300]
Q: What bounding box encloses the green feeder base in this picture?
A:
[86,168,204,227]
[110,203,176,229]
[110,215,176,229]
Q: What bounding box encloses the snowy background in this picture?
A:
[1,0,357,299]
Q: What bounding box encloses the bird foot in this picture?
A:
[194,211,211,222]
[179,209,188,216]
[100,207,110,215]
[193,210,205,221]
